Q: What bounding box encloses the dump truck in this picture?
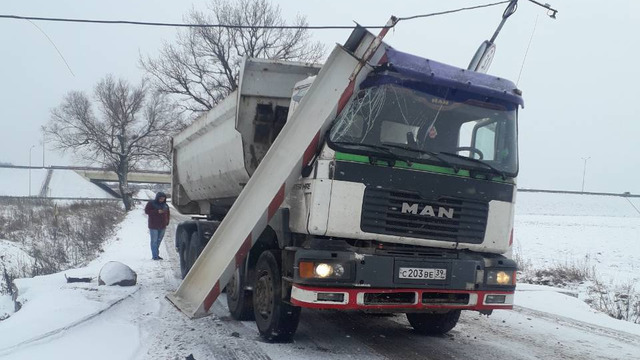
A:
[170,25,521,341]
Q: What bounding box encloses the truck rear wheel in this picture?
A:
[253,250,300,342]
[176,228,191,279]
[185,232,203,273]
[226,265,254,320]
[406,310,461,335]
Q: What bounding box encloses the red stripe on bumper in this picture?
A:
[290,285,514,311]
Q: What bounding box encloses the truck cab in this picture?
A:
[284,47,520,331]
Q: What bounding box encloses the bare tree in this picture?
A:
[46,75,184,211]
[141,0,325,114]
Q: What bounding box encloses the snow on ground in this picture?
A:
[46,170,114,198]
[0,168,48,196]
[1,193,640,359]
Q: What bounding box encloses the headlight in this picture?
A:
[299,261,348,279]
[486,270,515,286]
[315,263,333,278]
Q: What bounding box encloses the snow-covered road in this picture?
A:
[2,204,640,359]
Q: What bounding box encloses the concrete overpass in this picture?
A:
[73,169,171,184]
[0,164,171,184]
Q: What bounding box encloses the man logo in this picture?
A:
[401,202,454,218]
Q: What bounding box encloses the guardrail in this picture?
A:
[518,188,640,198]
[0,196,170,202]
[0,164,170,175]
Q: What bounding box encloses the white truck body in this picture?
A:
[172,58,321,216]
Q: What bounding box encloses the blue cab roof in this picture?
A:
[380,48,524,108]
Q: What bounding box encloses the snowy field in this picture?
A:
[515,192,640,286]
[0,192,639,359]
[0,168,113,198]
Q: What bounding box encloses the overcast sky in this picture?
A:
[1,0,639,193]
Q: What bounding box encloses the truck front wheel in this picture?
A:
[253,250,301,342]
[406,310,461,335]
[226,265,254,320]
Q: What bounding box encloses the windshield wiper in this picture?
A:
[331,141,413,166]
[381,143,460,173]
[439,152,507,180]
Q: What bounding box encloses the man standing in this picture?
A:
[145,192,170,260]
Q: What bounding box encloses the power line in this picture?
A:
[398,1,510,21]
[26,19,75,77]
[0,2,510,30]
[516,14,538,86]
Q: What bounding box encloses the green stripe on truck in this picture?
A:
[334,152,514,184]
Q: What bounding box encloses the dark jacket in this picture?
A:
[145,192,170,229]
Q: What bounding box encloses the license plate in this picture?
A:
[398,267,446,280]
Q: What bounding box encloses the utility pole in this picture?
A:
[29,145,35,196]
[42,130,46,167]
[581,157,590,192]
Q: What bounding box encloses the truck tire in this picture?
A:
[406,310,461,335]
[176,228,191,279]
[186,232,204,273]
[226,265,254,320]
[253,250,301,342]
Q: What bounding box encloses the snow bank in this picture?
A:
[0,240,34,276]
[0,270,137,355]
[0,240,34,298]
[98,261,137,286]
[515,284,640,337]
[0,295,13,321]
[0,168,114,198]
[1,299,140,360]
[0,168,47,197]
[46,170,113,198]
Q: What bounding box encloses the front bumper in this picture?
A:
[290,246,516,311]
[291,284,514,311]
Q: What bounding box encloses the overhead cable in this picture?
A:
[0,2,511,30]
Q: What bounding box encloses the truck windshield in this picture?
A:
[328,83,518,176]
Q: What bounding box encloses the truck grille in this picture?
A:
[361,188,488,244]
[363,292,416,305]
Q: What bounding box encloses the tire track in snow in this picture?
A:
[134,215,273,360]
